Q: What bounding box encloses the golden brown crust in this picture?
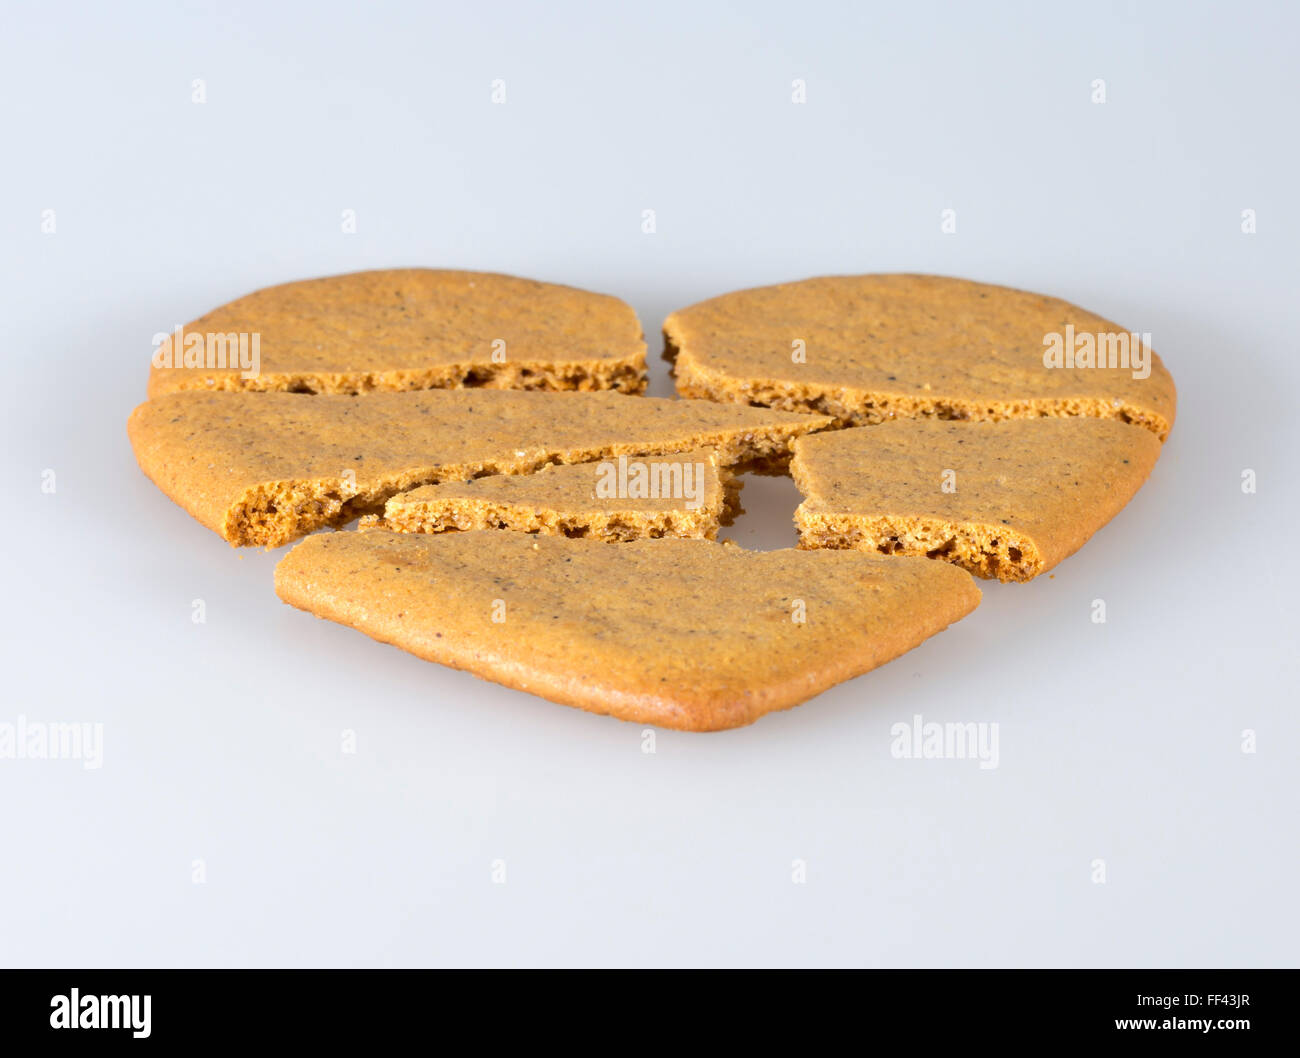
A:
[274,531,981,731]
[147,268,648,398]
[127,390,828,547]
[664,274,1177,440]
[791,418,1163,581]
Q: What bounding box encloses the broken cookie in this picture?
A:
[274,530,981,731]
[368,450,739,541]
[147,268,648,398]
[791,417,1162,581]
[127,389,827,547]
[664,274,1176,439]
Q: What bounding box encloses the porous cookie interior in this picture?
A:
[369,450,741,541]
[795,512,1043,582]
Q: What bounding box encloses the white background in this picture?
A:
[2,0,1296,967]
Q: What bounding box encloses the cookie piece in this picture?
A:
[127,390,827,547]
[791,418,1162,582]
[664,274,1176,440]
[274,531,980,731]
[147,269,647,398]
[368,449,739,541]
